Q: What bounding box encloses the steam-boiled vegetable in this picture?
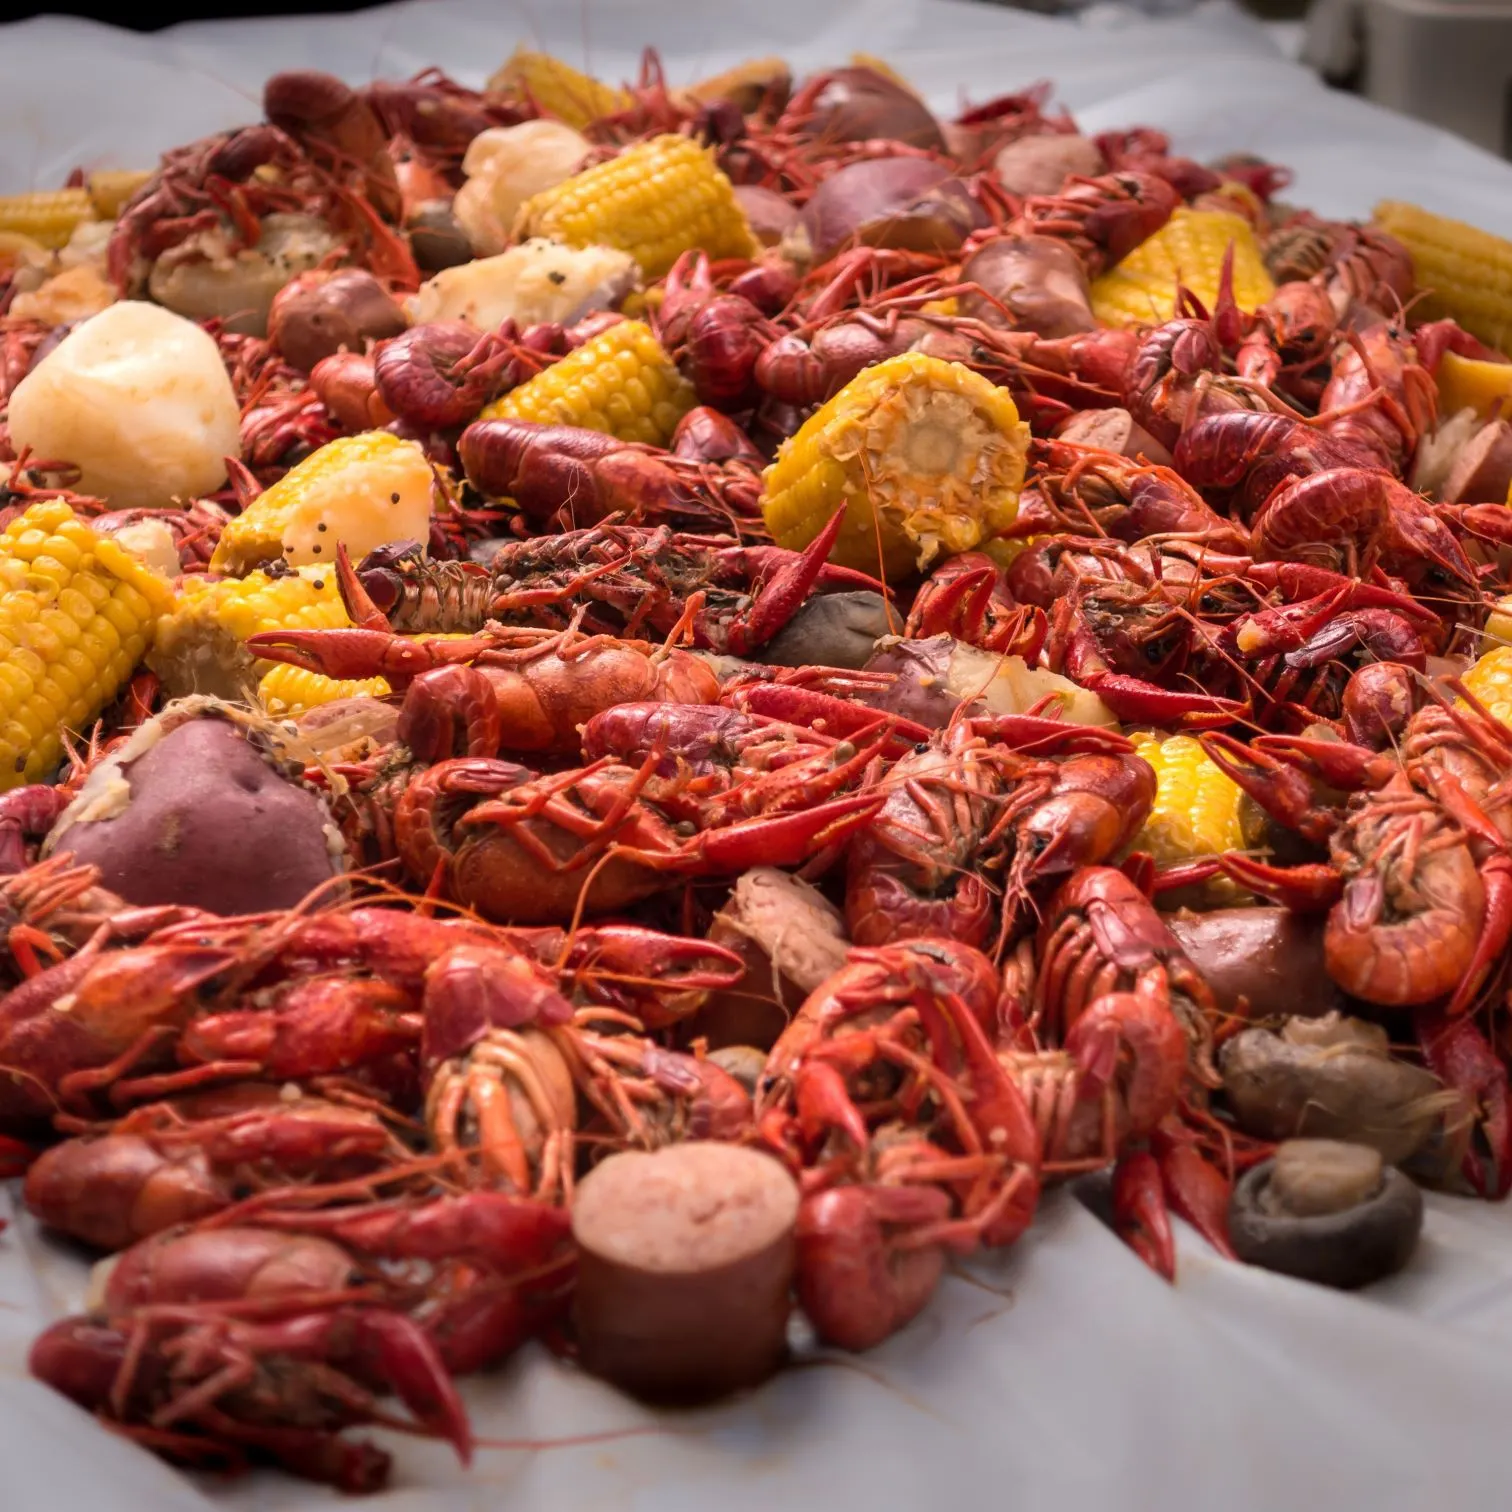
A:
[754,590,892,669]
[8,301,241,509]
[696,867,852,1049]
[864,635,1118,729]
[1220,1014,1451,1165]
[409,239,637,330]
[45,704,344,916]
[1228,1139,1424,1289]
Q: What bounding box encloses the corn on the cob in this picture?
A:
[1373,201,1512,355]
[1130,733,1250,865]
[0,500,172,789]
[479,318,694,445]
[514,134,758,280]
[683,57,790,112]
[761,352,1030,578]
[257,663,390,716]
[210,432,436,576]
[1433,349,1512,422]
[256,631,471,716]
[149,565,350,701]
[1090,208,1275,328]
[1486,597,1512,648]
[0,189,95,251]
[86,170,152,220]
[1462,644,1512,729]
[487,48,632,130]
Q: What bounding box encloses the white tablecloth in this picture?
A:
[2,3,1510,1507]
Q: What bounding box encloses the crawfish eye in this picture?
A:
[1143,641,1169,664]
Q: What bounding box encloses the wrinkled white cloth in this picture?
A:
[2,3,1511,1508]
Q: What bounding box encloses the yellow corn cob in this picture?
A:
[683,57,790,111]
[87,170,152,220]
[761,352,1030,579]
[1462,644,1512,729]
[256,631,471,716]
[210,431,436,576]
[0,500,172,789]
[487,48,632,130]
[849,53,917,91]
[257,663,390,716]
[149,566,350,701]
[1487,597,1512,648]
[1433,349,1512,422]
[1373,201,1512,355]
[479,318,694,445]
[1090,208,1275,328]
[0,189,95,251]
[1129,733,1250,867]
[515,134,758,280]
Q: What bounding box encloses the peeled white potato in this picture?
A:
[9,300,241,510]
[452,120,592,255]
[410,239,636,330]
[947,644,1120,728]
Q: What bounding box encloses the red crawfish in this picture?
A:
[249,562,722,758]
[345,509,880,655]
[23,1084,412,1251]
[1005,865,1237,1280]
[458,417,765,536]
[758,938,1042,1351]
[843,718,1155,949]
[390,736,884,924]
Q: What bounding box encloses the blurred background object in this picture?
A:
[16,0,1512,158]
[1304,0,1512,157]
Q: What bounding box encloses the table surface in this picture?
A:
[2,3,1511,1507]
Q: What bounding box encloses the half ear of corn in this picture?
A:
[150,566,350,701]
[1373,201,1512,356]
[1129,733,1250,865]
[514,134,758,279]
[87,170,152,220]
[1435,349,1512,422]
[0,190,95,251]
[256,631,471,715]
[761,352,1030,579]
[1461,643,1512,729]
[1128,731,1257,903]
[478,318,693,445]
[209,432,436,576]
[0,500,172,788]
[487,48,632,130]
[257,663,390,716]
[1090,208,1275,328]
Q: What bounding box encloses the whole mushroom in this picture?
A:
[1229,1139,1424,1289]
[1220,1013,1453,1166]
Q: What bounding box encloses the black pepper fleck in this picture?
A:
[547,270,566,285]
[317,522,328,532]
[313,579,325,589]
[311,544,321,554]
[390,492,401,504]
[14,755,25,772]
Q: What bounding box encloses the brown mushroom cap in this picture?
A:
[1229,1139,1424,1288]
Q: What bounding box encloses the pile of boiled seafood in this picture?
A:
[1,45,1510,1495]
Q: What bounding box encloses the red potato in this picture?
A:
[1056,407,1174,466]
[992,132,1105,196]
[571,1142,799,1402]
[45,711,344,916]
[266,268,408,374]
[960,235,1096,338]
[1167,906,1342,1023]
[691,868,852,1051]
[1439,419,1512,503]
